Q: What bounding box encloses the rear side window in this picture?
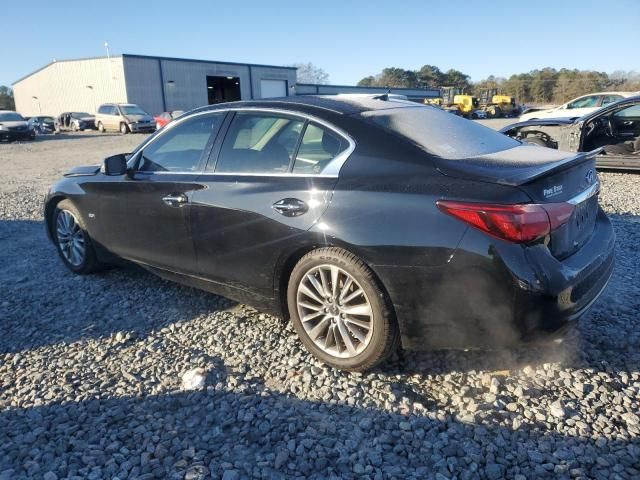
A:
[138,113,223,172]
[97,105,108,114]
[293,123,346,174]
[602,95,623,106]
[362,106,519,159]
[215,113,304,174]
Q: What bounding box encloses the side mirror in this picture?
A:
[103,154,128,176]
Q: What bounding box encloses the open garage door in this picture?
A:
[260,79,287,99]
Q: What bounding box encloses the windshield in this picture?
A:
[0,112,25,122]
[71,112,92,118]
[119,105,148,116]
[361,106,520,159]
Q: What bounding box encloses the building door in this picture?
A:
[207,76,241,104]
[260,79,287,98]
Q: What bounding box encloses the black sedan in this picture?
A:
[501,96,640,171]
[45,96,615,371]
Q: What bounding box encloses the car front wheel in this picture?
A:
[97,122,105,133]
[120,123,129,134]
[287,247,399,371]
[53,200,101,274]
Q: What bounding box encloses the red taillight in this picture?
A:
[437,200,575,244]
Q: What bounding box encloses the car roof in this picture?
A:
[191,95,421,117]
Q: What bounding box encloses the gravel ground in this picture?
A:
[0,133,639,480]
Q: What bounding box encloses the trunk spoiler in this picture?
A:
[519,148,602,186]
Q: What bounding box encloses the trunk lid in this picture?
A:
[436,145,601,258]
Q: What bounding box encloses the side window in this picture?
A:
[602,95,623,106]
[98,105,107,114]
[215,113,304,173]
[138,114,223,172]
[567,96,599,109]
[293,123,346,174]
[614,104,640,118]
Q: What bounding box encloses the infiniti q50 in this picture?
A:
[45,95,615,371]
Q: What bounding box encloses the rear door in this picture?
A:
[91,112,226,274]
[190,110,352,298]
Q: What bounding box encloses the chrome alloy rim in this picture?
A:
[296,264,373,358]
[56,210,85,266]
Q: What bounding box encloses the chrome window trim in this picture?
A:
[129,107,356,178]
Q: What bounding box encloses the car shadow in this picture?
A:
[1,352,638,479]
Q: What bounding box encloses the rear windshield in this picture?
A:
[0,112,25,122]
[361,106,520,159]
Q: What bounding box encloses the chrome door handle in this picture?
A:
[162,194,188,207]
[272,198,308,217]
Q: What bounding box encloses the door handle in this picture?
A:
[162,193,188,207]
[622,121,634,126]
[272,198,308,217]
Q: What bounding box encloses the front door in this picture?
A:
[89,112,226,274]
[191,111,350,299]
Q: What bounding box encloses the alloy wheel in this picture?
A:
[56,210,86,266]
[296,264,373,358]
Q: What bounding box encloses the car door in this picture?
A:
[190,111,352,299]
[88,112,226,274]
[612,104,640,139]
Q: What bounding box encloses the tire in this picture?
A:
[97,122,105,133]
[52,199,101,275]
[120,122,129,134]
[71,123,78,132]
[287,247,399,371]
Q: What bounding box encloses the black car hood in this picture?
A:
[64,165,101,177]
[499,118,575,133]
[434,144,600,186]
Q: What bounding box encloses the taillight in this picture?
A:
[436,200,575,244]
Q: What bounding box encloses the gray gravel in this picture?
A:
[1,134,639,479]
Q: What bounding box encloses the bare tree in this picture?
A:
[292,63,330,85]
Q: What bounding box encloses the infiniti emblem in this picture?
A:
[586,169,595,184]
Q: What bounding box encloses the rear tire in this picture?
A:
[52,199,101,275]
[287,247,399,371]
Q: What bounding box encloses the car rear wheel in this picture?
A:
[97,122,105,133]
[120,123,129,134]
[288,247,399,371]
[53,200,101,274]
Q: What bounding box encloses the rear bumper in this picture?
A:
[376,208,615,350]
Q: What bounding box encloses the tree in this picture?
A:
[0,86,15,110]
[357,76,376,87]
[416,65,444,88]
[292,62,330,84]
[442,69,471,90]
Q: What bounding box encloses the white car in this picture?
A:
[519,91,639,121]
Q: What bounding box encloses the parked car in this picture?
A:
[55,112,96,132]
[0,111,35,141]
[45,95,615,371]
[154,110,185,130]
[28,115,55,134]
[519,91,638,121]
[501,95,640,170]
[95,103,155,134]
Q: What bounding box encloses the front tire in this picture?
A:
[287,247,399,371]
[97,122,105,133]
[120,122,129,134]
[53,200,101,274]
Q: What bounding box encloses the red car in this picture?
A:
[153,110,185,130]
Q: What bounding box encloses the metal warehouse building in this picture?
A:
[13,53,440,117]
[13,54,298,117]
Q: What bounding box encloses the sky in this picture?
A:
[3,0,639,87]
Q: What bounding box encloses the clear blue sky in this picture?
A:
[3,0,639,87]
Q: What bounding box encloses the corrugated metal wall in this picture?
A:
[13,58,128,116]
[124,56,297,114]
